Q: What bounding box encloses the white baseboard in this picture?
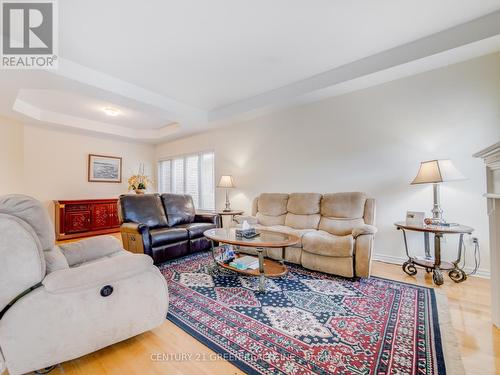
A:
[373,253,490,279]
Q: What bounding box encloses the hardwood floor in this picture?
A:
[2,255,499,374]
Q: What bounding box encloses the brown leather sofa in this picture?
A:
[118,193,218,264]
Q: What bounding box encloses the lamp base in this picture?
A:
[224,189,231,212]
[430,183,445,225]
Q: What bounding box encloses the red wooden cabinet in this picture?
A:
[54,199,120,240]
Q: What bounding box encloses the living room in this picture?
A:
[1,2,500,375]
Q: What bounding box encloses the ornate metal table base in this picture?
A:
[398,228,468,285]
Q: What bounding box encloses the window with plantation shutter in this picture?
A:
[157,151,215,210]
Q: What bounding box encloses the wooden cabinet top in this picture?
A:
[54,198,119,205]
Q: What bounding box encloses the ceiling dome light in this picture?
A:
[103,107,120,116]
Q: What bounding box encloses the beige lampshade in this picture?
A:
[411,159,466,184]
[217,175,235,188]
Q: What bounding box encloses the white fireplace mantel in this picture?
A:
[474,141,500,328]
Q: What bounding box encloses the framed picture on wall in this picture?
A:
[88,154,122,183]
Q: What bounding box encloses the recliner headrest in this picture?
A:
[0,194,55,251]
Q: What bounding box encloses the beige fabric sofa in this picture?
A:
[235,192,376,278]
[0,195,169,375]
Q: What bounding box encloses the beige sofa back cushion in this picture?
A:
[256,193,289,226]
[256,212,287,226]
[319,192,367,235]
[320,192,366,218]
[257,193,289,215]
[285,193,321,229]
[287,193,321,214]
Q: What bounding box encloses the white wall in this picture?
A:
[0,119,155,219]
[156,52,500,276]
[0,117,24,194]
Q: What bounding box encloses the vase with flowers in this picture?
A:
[128,164,152,194]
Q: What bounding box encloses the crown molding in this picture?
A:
[11,11,500,144]
[54,58,207,125]
[13,98,180,142]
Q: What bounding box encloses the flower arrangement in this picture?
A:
[128,164,152,194]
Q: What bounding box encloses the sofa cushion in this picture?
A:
[301,252,354,278]
[265,225,316,247]
[267,246,302,264]
[320,192,366,218]
[256,212,286,226]
[119,194,168,229]
[287,193,321,214]
[257,193,289,216]
[151,241,189,263]
[302,230,354,257]
[177,222,216,239]
[161,193,196,226]
[150,227,189,247]
[285,213,320,230]
[0,194,56,251]
[319,217,365,236]
[59,236,123,266]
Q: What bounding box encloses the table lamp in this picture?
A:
[217,175,235,212]
[411,159,465,224]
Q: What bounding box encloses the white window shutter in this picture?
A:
[157,151,215,210]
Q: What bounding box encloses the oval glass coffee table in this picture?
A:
[203,228,300,292]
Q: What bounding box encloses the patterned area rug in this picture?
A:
[159,252,451,375]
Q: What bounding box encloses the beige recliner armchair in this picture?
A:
[0,195,169,375]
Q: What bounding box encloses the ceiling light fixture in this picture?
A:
[103,107,120,116]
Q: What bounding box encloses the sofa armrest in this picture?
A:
[355,234,375,278]
[195,212,219,225]
[352,224,377,239]
[120,222,151,256]
[43,254,154,294]
[233,215,258,225]
[59,235,123,266]
[121,222,149,234]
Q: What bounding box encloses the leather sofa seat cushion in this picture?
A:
[287,193,321,215]
[302,230,354,257]
[178,222,217,239]
[264,225,316,247]
[321,192,366,218]
[120,194,168,228]
[150,227,189,247]
[151,241,189,263]
[257,193,289,216]
[161,193,196,226]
